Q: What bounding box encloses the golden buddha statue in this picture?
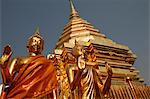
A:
[0,28,57,98]
[69,41,113,98]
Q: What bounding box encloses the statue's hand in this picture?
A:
[3,45,12,55]
[105,62,113,77]
[0,45,12,68]
[78,56,85,70]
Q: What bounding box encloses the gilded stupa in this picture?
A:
[0,0,149,98]
[53,0,150,98]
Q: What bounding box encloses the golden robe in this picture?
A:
[5,55,57,98]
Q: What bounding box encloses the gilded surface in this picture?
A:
[0,0,150,98]
[0,30,57,98]
[56,42,113,99]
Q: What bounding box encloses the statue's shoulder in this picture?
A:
[9,56,31,74]
[12,56,30,65]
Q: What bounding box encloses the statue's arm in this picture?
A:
[70,69,83,91]
[70,56,85,91]
[0,65,11,85]
[0,45,13,85]
[99,62,113,95]
[9,57,27,80]
[101,74,112,95]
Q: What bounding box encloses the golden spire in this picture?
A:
[69,0,79,19]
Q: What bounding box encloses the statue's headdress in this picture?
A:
[27,27,44,48]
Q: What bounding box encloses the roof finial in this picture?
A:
[69,0,79,19]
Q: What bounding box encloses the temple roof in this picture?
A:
[56,0,136,58]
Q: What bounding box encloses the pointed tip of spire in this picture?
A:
[69,0,79,19]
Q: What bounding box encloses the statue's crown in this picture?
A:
[27,27,44,46]
[28,27,44,41]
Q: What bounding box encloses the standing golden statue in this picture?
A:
[68,41,113,98]
[0,28,57,99]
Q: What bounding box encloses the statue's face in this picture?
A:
[72,44,84,57]
[28,36,44,54]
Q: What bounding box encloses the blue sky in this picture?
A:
[1,0,149,85]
